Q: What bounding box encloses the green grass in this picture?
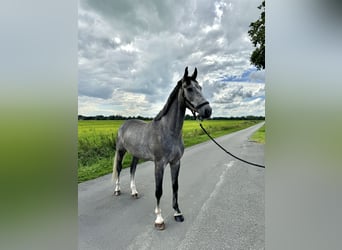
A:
[182,120,260,147]
[250,124,265,144]
[78,119,262,183]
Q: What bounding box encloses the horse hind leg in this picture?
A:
[112,149,126,196]
[154,160,166,230]
[130,156,139,198]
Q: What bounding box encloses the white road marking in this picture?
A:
[178,161,235,249]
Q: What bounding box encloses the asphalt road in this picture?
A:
[79,122,265,250]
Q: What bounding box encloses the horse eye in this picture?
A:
[187,87,193,92]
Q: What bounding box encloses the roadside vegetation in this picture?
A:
[78,119,263,183]
[250,123,265,144]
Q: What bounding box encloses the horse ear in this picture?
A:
[191,67,197,80]
[183,66,188,79]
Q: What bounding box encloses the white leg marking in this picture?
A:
[130,177,138,195]
[154,206,164,224]
[115,178,120,192]
[174,212,183,216]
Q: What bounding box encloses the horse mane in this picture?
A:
[153,81,182,121]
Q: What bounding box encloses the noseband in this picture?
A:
[184,98,209,112]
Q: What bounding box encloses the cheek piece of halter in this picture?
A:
[181,85,209,120]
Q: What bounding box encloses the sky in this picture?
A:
[78,0,265,118]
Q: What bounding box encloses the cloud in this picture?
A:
[78,0,265,117]
[219,67,265,83]
[210,81,265,116]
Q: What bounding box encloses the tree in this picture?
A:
[248,0,265,70]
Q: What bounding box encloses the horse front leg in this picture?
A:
[154,160,166,230]
[170,160,184,222]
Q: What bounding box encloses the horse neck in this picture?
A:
[160,89,186,137]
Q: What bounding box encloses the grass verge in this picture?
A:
[250,123,265,144]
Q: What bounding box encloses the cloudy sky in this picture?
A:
[78,0,265,118]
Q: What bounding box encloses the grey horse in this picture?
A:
[112,67,212,230]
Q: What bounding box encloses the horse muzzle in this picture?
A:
[184,98,212,119]
[197,103,212,119]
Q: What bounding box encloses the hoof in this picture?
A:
[174,214,184,222]
[154,222,165,230]
[113,190,121,196]
[131,193,139,199]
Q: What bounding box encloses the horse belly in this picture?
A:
[117,120,155,161]
[122,134,154,160]
[130,144,154,160]
[123,137,154,160]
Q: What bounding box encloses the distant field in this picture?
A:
[78,119,262,182]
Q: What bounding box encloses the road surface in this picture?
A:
[79,122,265,250]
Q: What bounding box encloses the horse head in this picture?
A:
[181,67,212,119]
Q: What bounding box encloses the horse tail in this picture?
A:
[112,151,118,183]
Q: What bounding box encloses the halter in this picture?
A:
[181,86,209,120]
